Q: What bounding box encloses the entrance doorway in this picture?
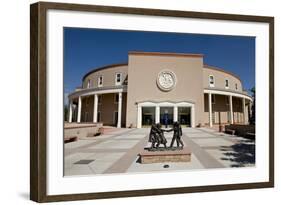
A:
[142,107,155,126]
[160,107,173,127]
[137,102,195,128]
[178,107,191,127]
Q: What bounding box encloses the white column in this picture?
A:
[208,93,213,127]
[242,98,246,124]
[191,105,195,128]
[117,92,122,128]
[137,105,142,128]
[229,95,234,124]
[155,106,160,124]
[173,106,178,122]
[68,99,73,123]
[93,94,98,123]
[77,96,82,123]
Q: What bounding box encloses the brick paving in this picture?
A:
[64,127,255,176]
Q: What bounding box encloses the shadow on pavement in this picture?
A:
[220,139,255,167]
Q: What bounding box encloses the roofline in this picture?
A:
[204,88,252,101]
[82,63,128,82]
[129,51,204,58]
[69,85,127,99]
[203,64,243,84]
[82,52,203,81]
[81,61,243,87]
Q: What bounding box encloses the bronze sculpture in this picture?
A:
[156,123,167,148]
[148,123,167,149]
[148,124,160,148]
[168,121,184,148]
[148,122,184,151]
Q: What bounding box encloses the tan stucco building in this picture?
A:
[68,51,252,128]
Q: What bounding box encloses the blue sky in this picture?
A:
[64,27,255,102]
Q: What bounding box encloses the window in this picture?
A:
[211,95,215,104]
[98,95,102,105]
[225,79,229,89]
[114,93,119,104]
[115,73,122,85]
[97,111,101,122]
[209,75,215,87]
[226,96,229,105]
[235,83,238,90]
[87,79,91,88]
[98,76,103,87]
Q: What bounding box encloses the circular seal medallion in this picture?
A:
[157,70,177,91]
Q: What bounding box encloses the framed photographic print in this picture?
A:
[30,1,274,202]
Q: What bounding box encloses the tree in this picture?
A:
[249,87,255,125]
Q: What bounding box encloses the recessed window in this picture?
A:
[87,80,91,88]
[225,79,229,89]
[209,75,215,87]
[98,76,103,87]
[235,83,238,90]
[115,73,122,85]
[97,111,101,122]
[114,93,119,104]
[98,95,102,105]
[211,95,215,104]
[226,96,229,105]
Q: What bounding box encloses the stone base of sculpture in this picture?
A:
[139,147,191,164]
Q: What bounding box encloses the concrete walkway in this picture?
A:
[64,127,255,176]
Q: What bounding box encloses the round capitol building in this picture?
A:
[68,51,252,128]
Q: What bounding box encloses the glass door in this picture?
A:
[142,107,155,127]
[178,107,191,127]
[160,107,173,128]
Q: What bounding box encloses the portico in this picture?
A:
[68,86,127,128]
[204,89,252,127]
[137,101,195,128]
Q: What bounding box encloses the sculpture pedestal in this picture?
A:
[139,147,192,164]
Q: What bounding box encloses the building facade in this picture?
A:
[68,51,252,128]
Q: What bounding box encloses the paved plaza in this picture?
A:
[64,127,255,176]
